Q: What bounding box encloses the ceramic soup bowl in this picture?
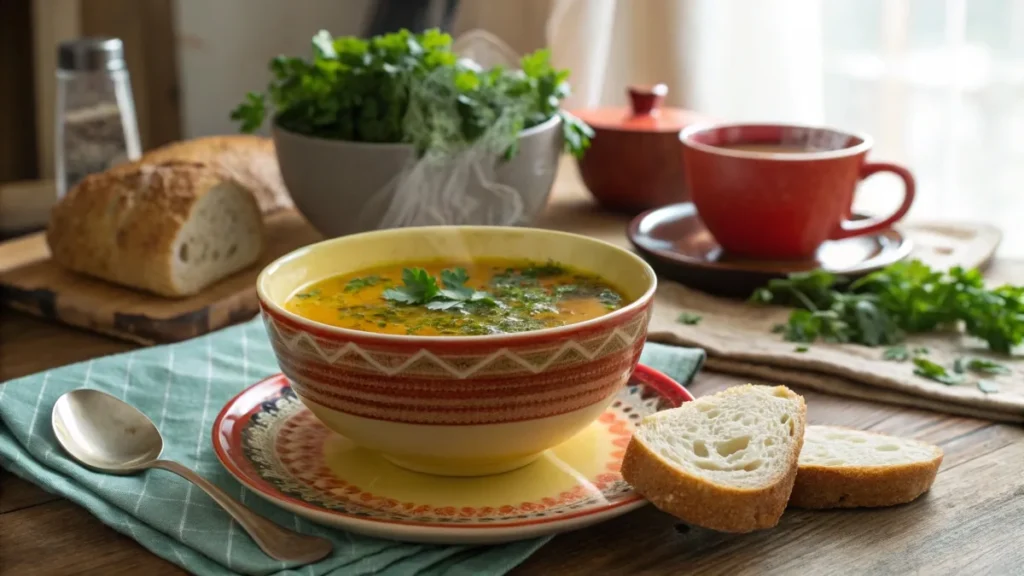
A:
[257,227,656,477]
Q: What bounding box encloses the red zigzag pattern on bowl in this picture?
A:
[261,307,652,425]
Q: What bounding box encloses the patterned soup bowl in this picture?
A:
[257,226,657,477]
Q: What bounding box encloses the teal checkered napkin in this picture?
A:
[0,318,704,576]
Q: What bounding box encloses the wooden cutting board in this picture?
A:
[0,210,321,345]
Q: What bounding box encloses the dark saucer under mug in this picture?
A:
[627,203,914,299]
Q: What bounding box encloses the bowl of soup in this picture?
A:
[257,226,657,477]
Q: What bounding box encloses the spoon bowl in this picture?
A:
[51,389,333,564]
[52,389,163,474]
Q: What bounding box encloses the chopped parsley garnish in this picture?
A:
[344,275,385,293]
[365,262,625,335]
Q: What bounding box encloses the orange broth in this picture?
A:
[283,258,628,336]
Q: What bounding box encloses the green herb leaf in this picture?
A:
[912,357,964,386]
[883,345,909,362]
[676,312,702,326]
[441,267,469,289]
[559,111,594,158]
[959,357,1012,375]
[795,345,809,353]
[597,289,622,308]
[380,288,420,304]
[978,379,1000,394]
[780,309,851,344]
[293,288,321,300]
[438,267,475,300]
[470,291,498,306]
[311,29,337,58]
[344,276,384,293]
[229,92,266,134]
[438,287,472,300]
[382,268,440,305]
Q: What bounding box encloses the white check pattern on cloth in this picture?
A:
[0,318,554,576]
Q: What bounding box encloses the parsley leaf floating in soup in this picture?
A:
[284,259,629,336]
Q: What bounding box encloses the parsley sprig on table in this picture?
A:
[751,260,1024,354]
[911,357,965,386]
[230,29,593,158]
[909,356,1010,392]
[953,356,1011,375]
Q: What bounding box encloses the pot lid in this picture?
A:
[570,84,703,133]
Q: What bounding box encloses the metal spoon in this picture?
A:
[51,389,333,564]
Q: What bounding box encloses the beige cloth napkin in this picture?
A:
[647,282,1024,423]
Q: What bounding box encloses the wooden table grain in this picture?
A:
[2,170,1023,575]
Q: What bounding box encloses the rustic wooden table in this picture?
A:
[2,170,1023,575]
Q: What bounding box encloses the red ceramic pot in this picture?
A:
[572,85,707,214]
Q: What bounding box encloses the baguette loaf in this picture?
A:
[47,162,264,297]
[621,385,806,533]
[789,425,943,509]
[135,135,292,214]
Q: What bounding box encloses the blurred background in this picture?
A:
[3,0,1024,253]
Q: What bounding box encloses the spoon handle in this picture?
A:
[150,459,333,564]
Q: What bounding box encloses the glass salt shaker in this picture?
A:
[55,37,142,198]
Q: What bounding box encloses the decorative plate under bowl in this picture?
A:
[212,365,693,545]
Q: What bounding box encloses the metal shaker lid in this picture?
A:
[58,37,126,72]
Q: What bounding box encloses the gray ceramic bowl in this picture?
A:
[273,115,563,238]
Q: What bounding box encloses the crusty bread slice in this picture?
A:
[48,162,264,297]
[133,135,292,215]
[621,384,806,533]
[789,425,943,509]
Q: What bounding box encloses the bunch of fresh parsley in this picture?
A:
[751,260,1024,354]
[230,29,593,158]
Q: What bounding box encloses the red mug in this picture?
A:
[679,123,915,260]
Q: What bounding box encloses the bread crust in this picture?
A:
[135,135,292,215]
[789,427,943,509]
[621,385,807,533]
[47,163,263,298]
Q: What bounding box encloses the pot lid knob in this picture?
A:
[628,84,669,116]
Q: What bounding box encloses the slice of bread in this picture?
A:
[789,425,943,509]
[135,135,293,215]
[621,384,807,533]
[48,162,264,297]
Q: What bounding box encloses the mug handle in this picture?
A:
[830,162,916,240]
